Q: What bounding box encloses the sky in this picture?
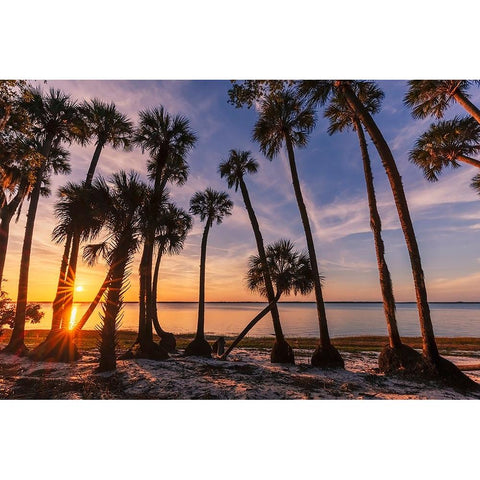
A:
[3,80,480,302]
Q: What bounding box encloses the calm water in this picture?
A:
[26,302,480,338]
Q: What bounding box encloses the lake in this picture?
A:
[26,302,480,338]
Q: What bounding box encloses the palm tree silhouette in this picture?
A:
[221,239,314,360]
[151,203,192,353]
[409,116,480,181]
[133,106,197,354]
[404,80,480,123]
[324,82,424,372]
[3,87,82,355]
[219,149,294,363]
[83,171,152,371]
[253,89,344,368]
[185,188,233,357]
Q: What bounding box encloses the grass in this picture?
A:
[1,329,479,355]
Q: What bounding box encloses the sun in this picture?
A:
[75,285,84,292]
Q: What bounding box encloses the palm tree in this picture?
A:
[84,171,155,371]
[409,116,480,181]
[133,106,197,354]
[221,239,314,360]
[2,87,82,356]
[49,99,134,345]
[253,89,344,368]
[219,149,294,363]
[185,188,233,357]
[324,83,423,372]
[151,203,192,352]
[404,80,480,124]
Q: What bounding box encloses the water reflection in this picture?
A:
[26,302,480,338]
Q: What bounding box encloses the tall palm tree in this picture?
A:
[151,203,192,352]
[221,239,314,360]
[185,188,233,357]
[253,89,344,368]
[2,87,82,356]
[219,149,294,363]
[84,171,153,371]
[133,106,197,354]
[409,116,480,181]
[324,83,424,372]
[331,81,442,366]
[50,99,134,344]
[404,80,480,124]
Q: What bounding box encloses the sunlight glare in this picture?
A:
[75,285,84,292]
[69,305,78,330]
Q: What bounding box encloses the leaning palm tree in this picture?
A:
[185,188,233,357]
[2,87,82,356]
[324,83,423,373]
[84,171,155,371]
[219,149,294,363]
[253,89,344,368]
[221,239,314,360]
[409,116,480,182]
[404,80,480,124]
[133,106,197,354]
[151,203,192,352]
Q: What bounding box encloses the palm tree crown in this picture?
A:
[247,239,315,297]
[80,98,133,150]
[252,89,316,159]
[189,188,233,227]
[404,80,477,119]
[156,203,192,256]
[218,149,258,191]
[409,116,480,181]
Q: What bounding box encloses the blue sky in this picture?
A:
[3,80,480,302]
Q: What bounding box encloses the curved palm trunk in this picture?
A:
[339,82,439,363]
[457,155,480,169]
[354,119,401,348]
[136,243,148,343]
[142,240,155,344]
[0,177,29,289]
[196,221,210,340]
[151,243,166,336]
[3,134,54,354]
[284,136,332,349]
[239,178,285,341]
[453,91,480,125]
[85,141,104,186]
[220,292,281,360]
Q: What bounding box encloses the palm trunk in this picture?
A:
[239,178,284,341]
[151,243,166,336]
[60,227,81,330]
[354,119,401,348]
[71,267,112,335]
[339,81,439,363]
[220,292,281,359]
[98,248,128,372]
[457,155,480,169]
[196,220,210,340]
[4,133,54,354]
[136,243,148,343]
[285,136,332,349]
[143,240,154,344]
[85,141,104,186]
[51,232,73,332]
[0,178,29,289]
[453,91,480,125]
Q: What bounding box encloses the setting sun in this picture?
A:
[75,286,84,292]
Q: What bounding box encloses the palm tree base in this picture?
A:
[29,331,81,362]
[311,344,344,369]
[97,357,116,372]
[271,339,295,364]
[416,355,480,392]
[378,344,422,374]
[120,341,169,361]
[184,337,212,358]
[159,332,177,353]
[1,341,29,357]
